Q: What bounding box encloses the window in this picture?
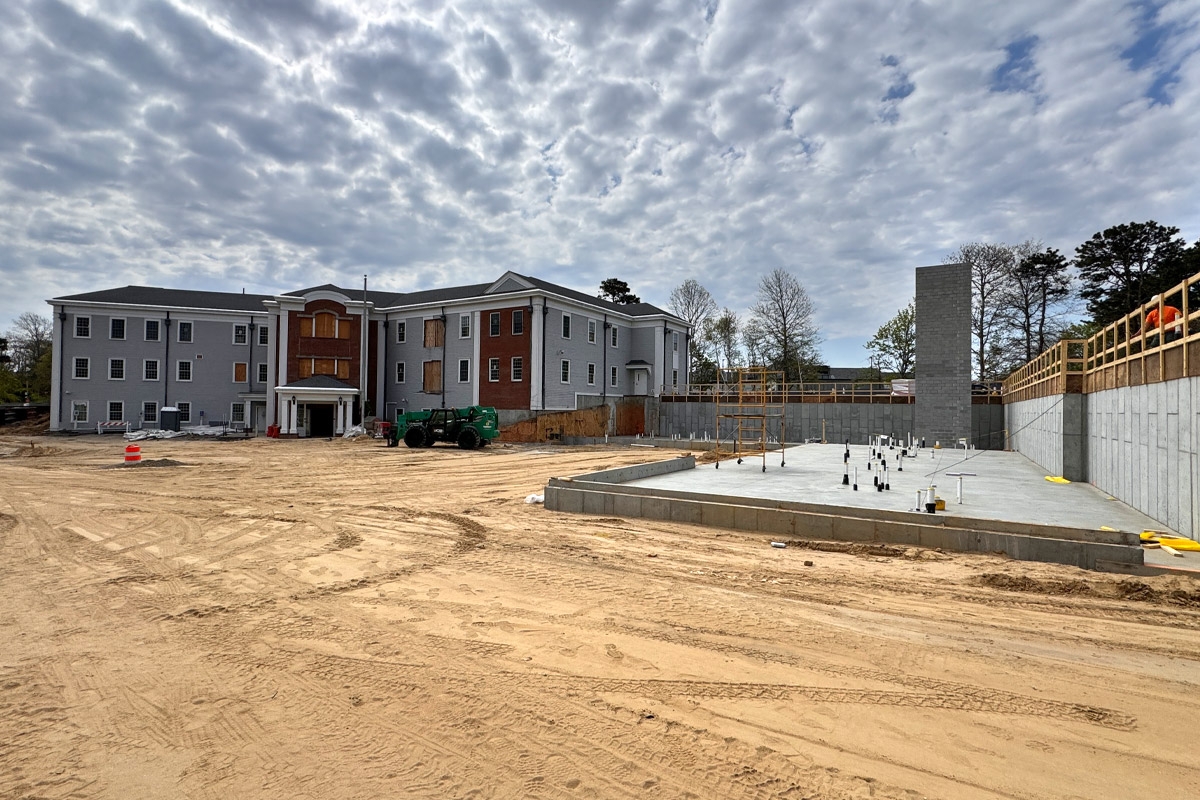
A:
[75,316,90,338]
[512,310,524,335]
[143,359,159,381]
[560,359,570,383]
[610,326,618,347]
[488,357,500,382]
[108,401,123,422]
[587,363,596,385]
[396,320,406,343]
[143,402,158,424]
[110,318,125,340]
[177,402,191,423]
[233,324,248,345]
[673,369,679,386]
[460,314,471,339]
[257,363,268,383]
[314,359,335,376]
[511,356,523,381]
[588,319,597,343]
[177,321,193,343]
[489,312,500,337]
[423,360,442,392]
[233,362,247,383]
[673,332,679,352]
[258,326,269,345]
[73,357,89,379]
[458,358,470,383]
[395,362,406,383]
[177,360,192,382]
[610,365,618,387]
[311,312,337,339]
[145,319,160,341]
[109,358,125,380]
[231,403,245,424]
[424,318,445,347]
[561,313,571,339]
[71,401,88,423]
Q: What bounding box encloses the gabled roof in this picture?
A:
[515,274,681,320]
[53,286,273,312]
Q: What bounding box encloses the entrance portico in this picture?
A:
[276,376,359,437]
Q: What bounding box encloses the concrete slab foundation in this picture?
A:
[543,443,1177,572]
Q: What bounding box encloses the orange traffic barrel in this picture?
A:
[124,444,141,464]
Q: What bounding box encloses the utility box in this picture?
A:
[160,406,180,432]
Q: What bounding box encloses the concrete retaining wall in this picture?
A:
[658,402,1005,449]
[545,464,1143,572]
[1087,378,1198,536]
[1005,394,1067,478]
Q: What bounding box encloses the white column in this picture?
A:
[277,306,290,429]
[530,299,544,410]
[266,308,278,428]
[288,399,298,434]
[471,310,481,407]
[652,323,665,396]
[336,400,344,434]
[375,319,385,421]
[50,309,63,430]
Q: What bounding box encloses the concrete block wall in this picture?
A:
[1087,378,1197,536]
[1005,394,1066,478]
[915,264,972,446]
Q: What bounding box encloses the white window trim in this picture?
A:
[177,402,191,423]
[395,320,406,344]
[458,358,471,383]
[561,313,571,339]
[511,356,523,382]
[177,321,194,343]
[258,326,269,345]
[232,362,247,383]
[488,357,500,382]
[74,315,91,339]
[560,359,570,384]
[610,365,618,387]
[257,362,268,383]
[395,361,406,383]
[587,319,597,344]
[73,357,90,380]
[142,401,158,424]
[230,402,246,424]
[459,314,471,339]
[610,326,618,347]
[109,317,126,340]
[489,312,501,337]
[143,359,159,381]
[512,310,524,335]
[587,362,596,385]
[672,332,679,352]
[71,400,88,423]
[177,360,193,382]
[672,369,679,387]
[108,358,126,381]
[107,401,124,422]
[232,324,248,345]
[144,319,160,342]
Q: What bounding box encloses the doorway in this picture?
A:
[632,370,648,396]
[308,404,335,437]
[251,401,266,435]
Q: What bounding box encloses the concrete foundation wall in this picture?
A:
[1087,378,1198,536]
[1005,394,1067,478]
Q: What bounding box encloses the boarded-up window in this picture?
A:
[315,359,336,375]
[233,362,247,382]
[336,360,349,379]
[338,319,351,339]
[299,359,313,378]
[315,312,337,338]
[424,318,445,348]
[300,317,313,337]
[423,360,442,393]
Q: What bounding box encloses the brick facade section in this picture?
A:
[915,263,971,445]
[479,306,532,409]
[286,300,362,386]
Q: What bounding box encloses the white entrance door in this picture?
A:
[633,370,648,395]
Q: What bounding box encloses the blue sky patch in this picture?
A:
[991,35,1038,93]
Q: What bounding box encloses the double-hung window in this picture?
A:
[587,320,597,343]
[145,319,160,341]
[178,322,193,343]
[109,358,125,380]
[511,357,523,381]
[561,314,571,339]
[460,314,471,339]
[560,360,570,383]
[110,318,125,340]
[458,359,470,382]
[489,312,500,337]
[233,324,248,345]
[143,359,159,381]
[512,310,524,335]
[488,358,500,381]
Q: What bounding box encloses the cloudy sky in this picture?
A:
[2,0,1198,366]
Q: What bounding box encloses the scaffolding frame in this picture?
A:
[714,367,787,471]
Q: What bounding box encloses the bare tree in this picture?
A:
[946,243,1015,381]
[865,300,915,378]
[747,269,821,381]
[6,312,53,399]
[703,308,742,368]
[669,279,718,381]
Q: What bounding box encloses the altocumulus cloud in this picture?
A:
[1,0,1198,365]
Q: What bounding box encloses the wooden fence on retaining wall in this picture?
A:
[1002,265,1200,401]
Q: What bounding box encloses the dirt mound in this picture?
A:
[1,412,50,435]
[978,572,1200,608]
[101,458,187,469]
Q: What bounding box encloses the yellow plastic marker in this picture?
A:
[1099,526,1118,532]
[1044,476,1071,484]
[1140,531,1200,552]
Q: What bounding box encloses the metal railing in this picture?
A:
[661,381,1004,403]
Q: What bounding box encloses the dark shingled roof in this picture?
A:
[54,286,273,312]
[278,376,358,390]
[517,274,679,319]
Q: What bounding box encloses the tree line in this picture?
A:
[1,312,53,404]
[864,220,1200,381]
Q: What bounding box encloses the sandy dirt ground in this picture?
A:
[1,434,1198,800]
